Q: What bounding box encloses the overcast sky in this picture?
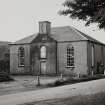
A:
[0,0,105,43]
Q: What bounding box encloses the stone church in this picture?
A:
[10,21,105,76]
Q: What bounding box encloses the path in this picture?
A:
[0,79,105,105]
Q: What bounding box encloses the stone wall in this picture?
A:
[10,44,30,74]
[57,41,88,76]
[30,42,57,75]
[87,41,105,75]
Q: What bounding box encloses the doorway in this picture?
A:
[40,61,47,74]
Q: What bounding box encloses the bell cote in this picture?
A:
[39,21,51,34]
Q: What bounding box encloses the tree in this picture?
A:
[59,0,105,29]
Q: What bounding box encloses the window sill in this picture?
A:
[39,58,47,60]
[40,58,47,59]
[18,65,25,67]
[66,66,75,68]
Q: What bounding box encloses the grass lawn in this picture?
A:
[0,75,105,95]
[21,92,105,105]
[0,76,59,96]
[1,74,105,96]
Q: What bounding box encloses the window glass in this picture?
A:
[40,46,46,58]
[18,47,25,66]
[67,45,74,67]
[92,45,94,67]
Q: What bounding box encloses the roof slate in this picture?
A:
[51,26,87,41]
[0,41,11,45]
[13,34,38,44]
[12,26,104,45]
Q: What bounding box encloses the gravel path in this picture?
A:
[0,78,105,105]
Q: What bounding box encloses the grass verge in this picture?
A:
[46,74,105,87]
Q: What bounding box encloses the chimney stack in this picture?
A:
[39,21,51,34]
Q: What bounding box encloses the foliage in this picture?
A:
[0,48,10,73]
[59,0,105,29]
[0,72,13,82]
[0,60,10,73]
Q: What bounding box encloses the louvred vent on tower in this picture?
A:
[39,21,51,34]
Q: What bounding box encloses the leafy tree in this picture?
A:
[59,0,105,29]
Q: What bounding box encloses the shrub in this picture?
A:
[54,79,65,86]
[0,72,13,82]
[47,74,105,87]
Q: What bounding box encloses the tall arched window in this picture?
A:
[40,46,46,59]
[67,44,74,67]
[18,47,25,66]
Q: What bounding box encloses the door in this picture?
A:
[40,61,47,74]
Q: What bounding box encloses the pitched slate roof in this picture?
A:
[74,28,103,44]
[12,26,104,45]
[51,26,103,44]
[13,34,38,44]
[51,26,87,42]
[0,41,11,45]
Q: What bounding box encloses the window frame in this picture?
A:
[91,44,94,67]
[18,47,25,67]
[66,45,75,68]
[40,45,47,59]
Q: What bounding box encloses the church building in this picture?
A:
[10,21,105,76]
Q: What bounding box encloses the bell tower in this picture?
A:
[39,21,51,34]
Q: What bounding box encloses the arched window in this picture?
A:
[67,44,74,67]
[40,46,46,59]
[18,47,25,66]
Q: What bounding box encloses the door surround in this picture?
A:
[40,61,47,75]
